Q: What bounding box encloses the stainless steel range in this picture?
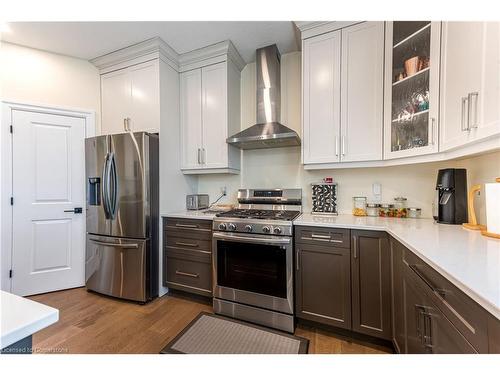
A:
[212,188,302,333]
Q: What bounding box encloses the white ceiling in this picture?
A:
[1,21,301,63]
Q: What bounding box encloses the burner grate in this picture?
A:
[216,209,300,221]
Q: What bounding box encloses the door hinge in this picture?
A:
[10,125,13,134]
[9,270,13,278]
[10,197,13,205]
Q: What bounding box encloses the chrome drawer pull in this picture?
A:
[311,233,331,240]
[175,241,199,247]
[330,239,343,243]
[175,270,199,278]
[175,223,198,229]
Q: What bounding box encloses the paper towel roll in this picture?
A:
[485,182,500,235]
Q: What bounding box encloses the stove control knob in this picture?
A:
[244,225,253,232]
[218,223,227,231]
[273,227,282,235]
[228,223,237,231]
[262,226,271,234]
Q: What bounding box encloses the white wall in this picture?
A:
[0,42,100,131]
[198,51,500,220]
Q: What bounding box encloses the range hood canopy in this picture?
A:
[226,44,301,150]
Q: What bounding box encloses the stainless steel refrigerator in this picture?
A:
[85,132,159,302]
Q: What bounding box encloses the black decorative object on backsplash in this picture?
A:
[311,183,338,215]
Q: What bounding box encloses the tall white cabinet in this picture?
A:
[302,22,384,167]
[440,22,500,151]
[180,59,242,174]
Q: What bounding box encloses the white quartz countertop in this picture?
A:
[0,291,59,349]
[294,214,500,320]
[162,210,220,220]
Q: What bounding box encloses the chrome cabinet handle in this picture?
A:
[175,270,199,278]
[202,148,206,164]
[89,239,139,249]
[123,118,127,131]
[334,136,338,156]
[296,248,300,271]
[341,135,346,156]
[175,223,199,229]
[422,311,434,349]
[197,148,201,164]
[468,92,479,129]
[461,97,469,132]
[175,241,199,247]
[311,233,331,240]
[353,236,357,259]
[430,117,436,145]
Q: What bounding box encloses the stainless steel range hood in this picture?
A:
[226,44,301,149]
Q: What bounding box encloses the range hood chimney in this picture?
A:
[226,44,301,149]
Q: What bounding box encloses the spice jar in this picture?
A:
[394,197,408,218]
[379,203,396,217]
[366,203,380,217]
[407,207,422,219]
[352,197,367,216]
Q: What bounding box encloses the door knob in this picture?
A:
[64,207,83,214]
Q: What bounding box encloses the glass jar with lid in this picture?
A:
[407,207,422,219]
[394,197,408,218]
[379,203,396,217]
[352,196,367,216]
[366,203,381,217]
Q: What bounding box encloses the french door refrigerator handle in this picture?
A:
[108,152,118,219]
[102,153,111,219]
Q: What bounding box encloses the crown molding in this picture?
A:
[294,21,363,39]
[90,37,179,72]
[90,37,246,74]
[178,40,245,72]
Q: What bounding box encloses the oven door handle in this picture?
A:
[213,232,292,245]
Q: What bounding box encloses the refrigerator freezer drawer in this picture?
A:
[86,234,148,302]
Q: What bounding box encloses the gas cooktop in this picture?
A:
[215,209,301,221]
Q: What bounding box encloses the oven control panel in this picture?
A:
[213,219,293,237]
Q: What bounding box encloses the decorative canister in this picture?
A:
[379,203,396,217]
[407,207,422,219]
[352,197,367,216]
[366,203,381,217]
[394,197,408,218]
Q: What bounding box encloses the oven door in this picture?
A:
[212,232,293,314]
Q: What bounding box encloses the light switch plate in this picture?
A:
[372,183,382,201]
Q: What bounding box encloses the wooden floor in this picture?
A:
[29,287,391,354]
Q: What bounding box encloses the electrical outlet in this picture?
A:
[221,186,227,196]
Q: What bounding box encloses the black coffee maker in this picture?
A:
[435,168,468,224]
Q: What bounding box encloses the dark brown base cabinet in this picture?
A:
[391,237,500,354]
[163,218,213,297]
[351,230,392,340]
[294,227,351,330]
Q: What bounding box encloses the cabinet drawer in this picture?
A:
[166,255,212,297]
[295,226,350,248]
[164,218,212,240]
[165,245,211,263]
[403,248,488,353]
[165,235,211,252]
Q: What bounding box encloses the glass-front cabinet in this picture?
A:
[384,22,441,159]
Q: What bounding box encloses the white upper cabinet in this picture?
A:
[302,22,384,166]
[440,22,500,151]
[341,22,384,162]
[384,22,441,160]
[180,68,203,169]
[302,31,341,164]
[101,59,160,135]
[180,60,241,174]
[101,68,131,135]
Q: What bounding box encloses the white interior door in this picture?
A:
[341,22,384,162]
[11,110,86,296]
[201,62,228,168]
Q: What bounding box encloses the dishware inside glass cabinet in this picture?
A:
[390,21,433,153]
